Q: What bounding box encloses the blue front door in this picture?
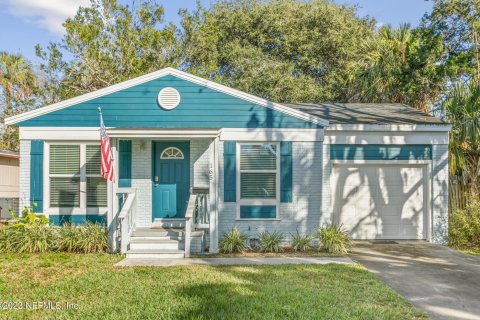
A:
[152,142,190,219]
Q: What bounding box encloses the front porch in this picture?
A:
[106,135,220,258]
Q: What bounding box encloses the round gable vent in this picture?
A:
[157,87,180,110]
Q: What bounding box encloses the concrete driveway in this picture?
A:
[349,241,480,320]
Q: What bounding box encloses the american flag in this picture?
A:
[99,107,114,182]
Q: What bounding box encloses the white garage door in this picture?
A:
[332,164,428,240]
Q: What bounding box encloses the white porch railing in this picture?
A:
[116,188,136,254]
[185,188,210,257]
[184,194,196,258]
[192,188,209,229]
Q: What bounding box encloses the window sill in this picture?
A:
[235,218,281,221]
[44,208,108,215]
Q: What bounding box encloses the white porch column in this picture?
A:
[209,137,220,253]
[108,138,119,252]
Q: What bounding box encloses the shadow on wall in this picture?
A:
[219,103,323,240]
[332,141,427,240]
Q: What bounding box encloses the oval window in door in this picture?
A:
[160,147,184,159]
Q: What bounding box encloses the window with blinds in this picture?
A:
[50,177,80,207]
[50,145,80,175]
[239,144,277,199]
[49,144,107,208]
[49,145,80,207]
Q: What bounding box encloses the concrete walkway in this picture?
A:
[349,241,480,320]
[115,256,353,267]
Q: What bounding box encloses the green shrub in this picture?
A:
[56,222,108,253]
[219,227,248,253]
[449,198,480,249]
[317,224,351,254]
[259,230,284,253]
[291,231,313,252]
[1,224,54,253]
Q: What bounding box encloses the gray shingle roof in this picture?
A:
[282,103,446,125]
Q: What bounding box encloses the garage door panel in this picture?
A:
[333,164,426,240]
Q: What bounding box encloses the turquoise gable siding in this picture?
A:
[18,75,321,129]
[330,145,432,161]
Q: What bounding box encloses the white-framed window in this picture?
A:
[46,142,107,210]
[237,142,280,219]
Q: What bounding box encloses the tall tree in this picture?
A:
[347,24,445,112]
[36,0,180,101]
[0,52,38,151]
[423,0,480,81]
[180,0,376,103]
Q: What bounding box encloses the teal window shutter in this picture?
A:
[119,140,132,188]
[30,140,44,212]
[280,141,292,203]
[224,141,236,202]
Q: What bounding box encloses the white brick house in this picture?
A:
[6,68,451,258]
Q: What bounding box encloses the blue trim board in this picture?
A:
[49,214,106,226]
[30,140,44,212]
[280,141,293,202]
[330,145,432,161]
[18,75,322,129]
[223,141,237,202]
[240,206,276,219]
[118,140,132,188]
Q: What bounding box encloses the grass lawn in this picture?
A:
[459,248,480,256]
[0,254,425,320]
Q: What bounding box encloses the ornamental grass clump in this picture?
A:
[219,227,248,253]
[317,224,351,254]
[1,223,54,253]
[258,230,284,253]
[56,222,108,253]
[291,231,314,252]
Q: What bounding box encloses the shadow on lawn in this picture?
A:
[170,264,417,320]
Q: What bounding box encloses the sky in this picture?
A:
[0,0,433,64]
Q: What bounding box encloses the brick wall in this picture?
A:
[432,144,449,244]
[217,141,325,242]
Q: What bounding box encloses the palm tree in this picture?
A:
[0,51,38,151]
[0,51,38,117]
[442,81,480,193]
[349,24,444,113]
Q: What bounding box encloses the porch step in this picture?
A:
[132,228,184,239]
[125,249,185,259]
[132,228,205,239]
[152,218,185,229]
[129,238,184,251]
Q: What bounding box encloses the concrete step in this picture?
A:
[152,218,185,228]
[132,228,183,238]
[132,228,205,239]
[125,249,185,259]
[129,238,184,251]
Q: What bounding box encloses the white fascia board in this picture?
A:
[107,129,220,138]
[19,127,221,140]
[6,67,328,127]
[324,131,449,145]
[220,128,324,141]
[326,124,452,132]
